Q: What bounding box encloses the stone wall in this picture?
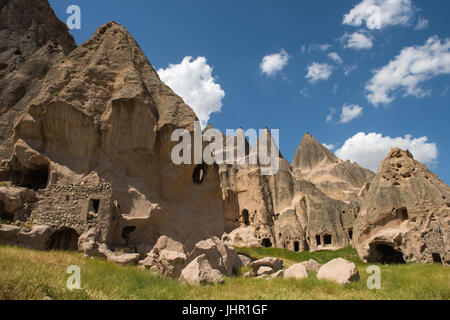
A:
[30,181,115,244]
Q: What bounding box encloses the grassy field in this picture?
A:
[0,244,448,300]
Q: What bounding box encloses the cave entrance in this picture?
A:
[16,165,49,191]
[374,244,405,264]
[241,209,250,226]
[0,201,13,222]
[121,226,136,244]
[397,207,409,220]
[294,241,300,252]
[90,199,100,213]
[432,253,442,264]
[261,238,272,248]
[348,228,353,240]
[48,228,79,251]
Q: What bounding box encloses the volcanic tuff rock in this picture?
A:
[353,148,450,264]
[8,20,225,251]
[0,0,76,161]
[292,133,375,204]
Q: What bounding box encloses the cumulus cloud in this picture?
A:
[323,143,335,150]
[340,104,363,123]
[306,63,333,83]
[327,105,363,123]
[328,52,343,64]
[366,36,450,105]
[335,132,438,171]
[260,49,290,77]
[342,32,373,50]
[343,0,416,30]
[158,56,225,128]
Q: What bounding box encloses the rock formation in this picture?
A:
[0,0,448,269]
[0,0,76,161]
[353,148,450,265]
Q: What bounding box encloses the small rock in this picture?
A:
[317,258,360,285]
[284,263,308,280]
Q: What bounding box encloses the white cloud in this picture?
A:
[342,32,373,50]
[306,63,333,83]
[260,49,290,77]
[308,43,332,53]
[323,143,335,150]
[328,52,343,64]
[366,36,450,105]
[158,56,225,128]
[415,17,429,30]
[335,132,438,172]
[340,104,363,123]
[343,0,416,30]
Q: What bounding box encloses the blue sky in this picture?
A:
[49,0,450,184]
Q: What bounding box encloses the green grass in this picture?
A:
[0,245,448,300]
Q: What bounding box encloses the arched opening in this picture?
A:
[241,209,250,226]
[261,238,272,248]
[432,253,442,264]
[192,164,207,184]
[294,241,300,252]
[15,164,49,191]
[396,207,408,220]
[372,244,405,264]
[48,228,79,251]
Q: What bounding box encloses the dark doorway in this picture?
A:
[241,209,250,226]
[48,228,79,251]
[398,207,408,220]
[432,253,442,264]
[16,165,49,191]
[374,244,405,264]
[348,229,353,240]
[90,199,100,213]
[316,235,321,246]
[121,226,136,244]
[294,241,300,252]
[324,234,332,245]
[261,238,272,248]
[193,164,207,184]
[0,201,13,222]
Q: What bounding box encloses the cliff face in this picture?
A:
[353,148,450,264]
[10,21,225,252]
[0,0,76,161]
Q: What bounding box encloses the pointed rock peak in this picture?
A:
[292,132,339,172]
[252,127,284,159]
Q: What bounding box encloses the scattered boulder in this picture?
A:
[283,263,308,280]
[179,254,224,286]
[188,237,242,276]
[0,224,50,250]
[301,259,321,272]
[238,254,252,266]
[250,257,283,273]
[107,252,140,266]
[139,236,188,278]
[257,266,274,276]
[317,258,360,285]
